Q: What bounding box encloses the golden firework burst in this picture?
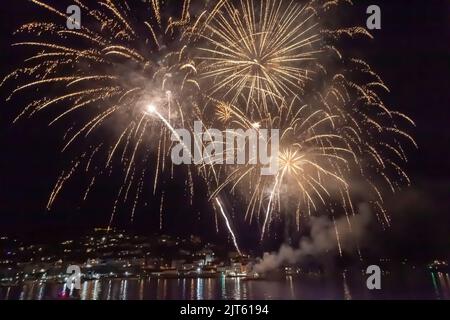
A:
[197,0,321,112]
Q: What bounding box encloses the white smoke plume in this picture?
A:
[254,203,372,273]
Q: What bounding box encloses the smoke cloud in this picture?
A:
[254,203,372,273]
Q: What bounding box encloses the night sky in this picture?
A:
[0,0,449,262]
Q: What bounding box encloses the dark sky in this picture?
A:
[0,0,449,261]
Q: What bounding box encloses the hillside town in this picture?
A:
[0,229,274,285]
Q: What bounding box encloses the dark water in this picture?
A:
[1,271,450,300]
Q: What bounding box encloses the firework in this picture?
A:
[1,0,205,223]
[196,0,322,113]
[215,197,242,256]
[2,0,416,253]
[200,0,416,242]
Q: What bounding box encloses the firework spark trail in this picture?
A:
[148,103,223,192]
[261,169,284,241]
[333,216,343,257]
[215,197,242,256]
[147,105,190,155]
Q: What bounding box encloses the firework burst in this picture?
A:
[1,0,207,226]
[2,0,416,253]
[196,0,322,113]
[200,0,416,243]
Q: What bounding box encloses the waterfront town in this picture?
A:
[1,228,448,289]
[0,229,273,286]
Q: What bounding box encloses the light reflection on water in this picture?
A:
[1,272,449,300]
[432,272,450,300]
